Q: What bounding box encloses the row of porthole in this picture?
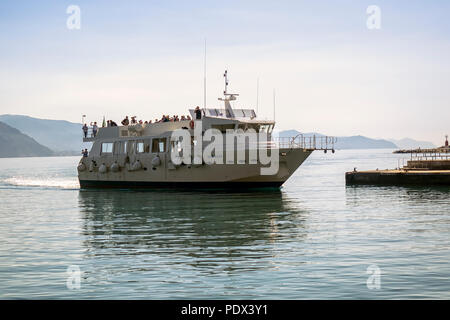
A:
[77,156,161,173]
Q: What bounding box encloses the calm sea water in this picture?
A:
[0,149,449,299]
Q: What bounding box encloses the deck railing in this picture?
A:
[82,127,99,141]
[274,134,337,151]
[410,152,450,161]
[80,127,337,152]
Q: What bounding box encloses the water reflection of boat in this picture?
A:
[78,189,308,271]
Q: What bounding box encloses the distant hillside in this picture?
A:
[335,135,397,149]
[0,114,86,152]
[1,115,409,152]
[0,122,54,157]
[388,138,436,149]
[278,130,398,149]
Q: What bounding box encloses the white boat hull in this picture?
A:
[78,148,312,189]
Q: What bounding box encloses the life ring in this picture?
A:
[189,120,195,129]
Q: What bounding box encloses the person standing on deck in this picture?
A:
[121,116,129,126]
[195,106,202,120]
[82,123,88,138]
[91,122,98,137]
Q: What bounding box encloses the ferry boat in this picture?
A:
[77,72,336,189]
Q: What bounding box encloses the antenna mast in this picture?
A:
[224,70,229,94]
[218,70,237,118]
[203,39,207,109]
[256,77,259,116]
[273,89,276,121]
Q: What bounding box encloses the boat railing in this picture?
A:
[274,134,337,151]
[410,151,450,161]
[82,127,99,142]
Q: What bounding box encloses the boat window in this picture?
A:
[171,140,183,153]
[234,109,244,118]
[114,141,121,155]
[208,109,218,116]
[127,141,136,154]
[211,124,235,133]
[152,139,158,152]
[113,141,127,154]
[259,124,270,133]
[152,138,166,153]
[101,142,113,154]
[238,124,247,131]
[137,141,145,153]
[159,141,165,153]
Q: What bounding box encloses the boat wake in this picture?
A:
[1,177,79,190]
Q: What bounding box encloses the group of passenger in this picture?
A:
[153,114,192,123]
[82,106,205,138]
[106,120,118,127]
[120,112,196,126]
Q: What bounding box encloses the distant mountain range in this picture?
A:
[387,138,436,149]
[0,114,438,157]
[0,114,87,154]
[0,121,54,157]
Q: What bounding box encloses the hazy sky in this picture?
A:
[1,0,449,144]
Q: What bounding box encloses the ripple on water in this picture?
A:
[0,152,449,299]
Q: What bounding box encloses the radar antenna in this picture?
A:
[218,70,238,118]
[224,70,228,95]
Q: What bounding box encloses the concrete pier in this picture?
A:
[346,169,450,186]
[355,137,450,185]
